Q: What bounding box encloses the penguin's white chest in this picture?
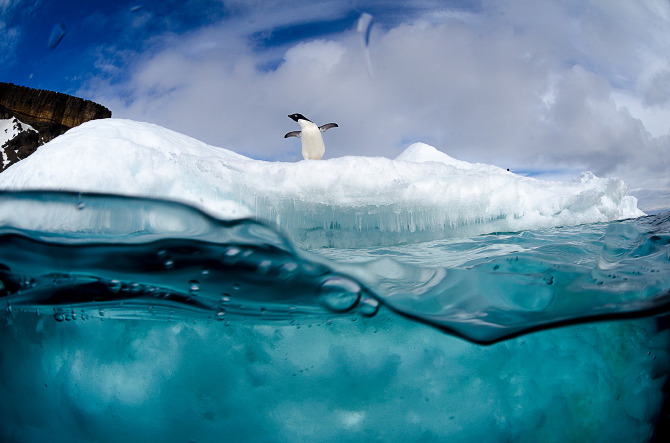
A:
[300,126,326,160]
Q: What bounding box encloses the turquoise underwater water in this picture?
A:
[0,191,669,442]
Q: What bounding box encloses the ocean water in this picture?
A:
[1,190,669,442]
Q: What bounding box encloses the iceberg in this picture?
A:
[0,119,644,248]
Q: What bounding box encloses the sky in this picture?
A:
[1,0,669,211]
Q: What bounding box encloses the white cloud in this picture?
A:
[81,0,670,210]
[0,2,21,65]
[0,22,19,61]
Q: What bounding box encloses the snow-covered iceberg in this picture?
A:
[0,119,644,248]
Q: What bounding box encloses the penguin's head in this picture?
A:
[289,113,311,123]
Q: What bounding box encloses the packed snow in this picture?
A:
[0,118,644,247]
[0,117,35,168]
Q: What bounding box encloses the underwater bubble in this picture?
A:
[257,260,272,274]
[188,280,200,295]
[359,295,380,317]
[215,311,225,321]
[54,313,64,322]
[318,276,362,313]
[157,250,175,269]
[225,247,241,256]
[201,268,210,276]
[108,280,122,293]
[278,262,298,280]
[121,282,139,294]
[75,200,85,210]
[222,247,241,264]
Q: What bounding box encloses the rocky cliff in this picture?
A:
[0,82,111,172]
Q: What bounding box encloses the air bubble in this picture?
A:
[215,311,226,321]
[225,247,241,257]
[54,313,64,322]
[317,276,361,313]
[359,295,380,317]
[222,247,241,264]
[158,250,175,269]
[188,280,200,295]
[108,280,122,293]
[123,282,141,294]
[278,262,298,280]
[257,260,272,274]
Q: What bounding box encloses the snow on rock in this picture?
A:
[0,117,36,169]
[0,118,645,247]
[0,117,33,147]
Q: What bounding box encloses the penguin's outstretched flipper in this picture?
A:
[319,123,338,132]
[284,131,302,138]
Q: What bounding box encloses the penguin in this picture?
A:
[284,113,338,160]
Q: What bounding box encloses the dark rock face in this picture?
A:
[0,82,111,172]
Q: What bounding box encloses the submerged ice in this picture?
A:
[0,118,668,442]
[0,191,668,345]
